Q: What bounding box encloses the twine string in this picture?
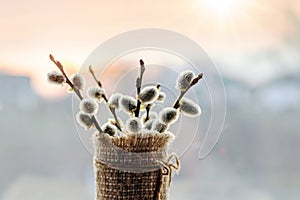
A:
[158,153,180,186]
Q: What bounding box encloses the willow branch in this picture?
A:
[134,59,145,117]
[173,73,203,109]
[89,65,102,88]
[89,66,122,131]
[50,54,104,133]
[145,104,151,122]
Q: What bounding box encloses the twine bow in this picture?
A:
[158,153,180,186]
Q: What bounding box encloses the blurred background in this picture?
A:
[0,0,300,199]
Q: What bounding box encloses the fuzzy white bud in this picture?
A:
[120,95,137,114]
[70,73,85,90]
[179,98,201,117]
[76,111,94,130]
[159,107,179,125]
[138,86,160,104]
[176,70,195,91]
[79,98,99,115]
[157,92,166,102]
[125,117,142,133]
[144,119,155,130]
[108,93,122,111]
[87,87,105,103]
[47,71,65,85]
[152,119,168,133]
[101,122,117,137]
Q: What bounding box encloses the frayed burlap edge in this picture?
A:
[93,131,174,152]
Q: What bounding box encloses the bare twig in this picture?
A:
[89,65,122,131]
[89,66,102,88]
[173,73,203,109]
[50,54,104,133]
[134,59,145,117]
[145,104,151,122]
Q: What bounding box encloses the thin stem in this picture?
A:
[89,65,102,88]
[89,65,122,131]
[134,59,145,117]
[50,54,104,133]
[50,55,83,99]
[173,73,203,109]
[173,91,187,109]
[103,94,122,131]
[145,104,151,122]
[109,106,122,129]
[90,116,103,133]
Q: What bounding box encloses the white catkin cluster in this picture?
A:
[152,119,168,133]
[47,71,65,85]
[76,111,94,130]
[48,58,202,135]
[108,93,123,111]
[179,98,201,117]
[87,87,105,103]
[120,95,137,114]
[70,73,86,90]
[176,70,195,91]
[101,122,117,137]
[159,107,179,125]
[79,98,99,115]
[138,86,159,104]
[126,117,142,133]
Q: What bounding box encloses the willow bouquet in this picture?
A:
[48,55,203,200]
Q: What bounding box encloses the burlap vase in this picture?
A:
[93,132,179,200]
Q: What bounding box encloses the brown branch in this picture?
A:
[145,104,151,122]
[50,54,104,133]
[88,65,122,131]
[173,73,203,109]
[134,59,145,117]
[89,65,102,88]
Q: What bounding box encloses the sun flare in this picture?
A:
[197,0,248,18]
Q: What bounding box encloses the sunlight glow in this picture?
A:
[199,0,248,18]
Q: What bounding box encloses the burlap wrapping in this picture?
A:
[93,132,178,200]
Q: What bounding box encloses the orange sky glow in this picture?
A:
[0,0,299,98]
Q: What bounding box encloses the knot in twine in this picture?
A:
[158,153,180,186]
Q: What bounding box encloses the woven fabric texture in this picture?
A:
[93,132,174,200]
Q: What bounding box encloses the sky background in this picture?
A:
[1,0,300,98]
[1,0,300,199]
